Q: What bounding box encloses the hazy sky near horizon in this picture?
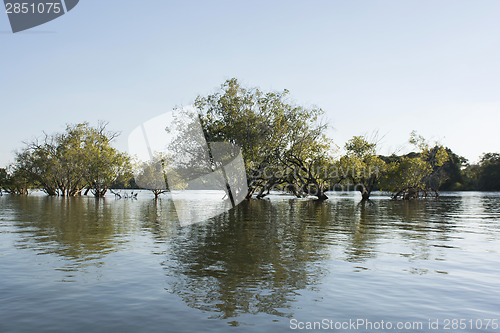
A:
[1,0,499,166]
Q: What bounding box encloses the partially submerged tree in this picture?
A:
[380,131,449,199]
[12,122,129,197]
[280,128,335,200]
[338,136,386,201]
[80,122,130,197]
[381,156,433,199]
[0,166,33,195]
[134,154,170,199]
[15,134,62,196]
[196,78,332,200]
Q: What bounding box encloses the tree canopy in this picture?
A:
[338,136,385,201]
[468,153,500,191]
[3,122,129,197]
[2,79,499,200]
[379,131,450,199]
[195,78,333,200]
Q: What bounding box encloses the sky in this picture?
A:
[1,0,500,167]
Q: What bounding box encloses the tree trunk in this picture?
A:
[316,191,328,201]
[245,188,254,200]
[256,186,266,199]
[359,185,371,201]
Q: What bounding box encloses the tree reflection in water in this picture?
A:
[161,199,332,319]
[9,196,128,261]
[2,192,479,323]
[159,195,466,319]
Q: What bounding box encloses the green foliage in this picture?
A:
[3,80,498,202]
[133,153,170,199]
[0,166,33,195]
[78,123,130,197]
[0,168,7,189]
[195,78,333,200]
[476,153,500,190]
[461,164,480,190]
[282,129,335,200]
[344,135,376,158]
[436,153,500,191]
[338,136,385,200]
[11,122,129,197]
[439,148,468,191]
[379,131,450,199]
[381,156,432,198]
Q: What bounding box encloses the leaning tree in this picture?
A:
[195,78,334,200]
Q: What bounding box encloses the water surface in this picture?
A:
[1,192,499,332]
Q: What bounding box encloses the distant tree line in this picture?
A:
[1,79,499,200]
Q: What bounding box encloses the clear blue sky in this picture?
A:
[1,0,499,166]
